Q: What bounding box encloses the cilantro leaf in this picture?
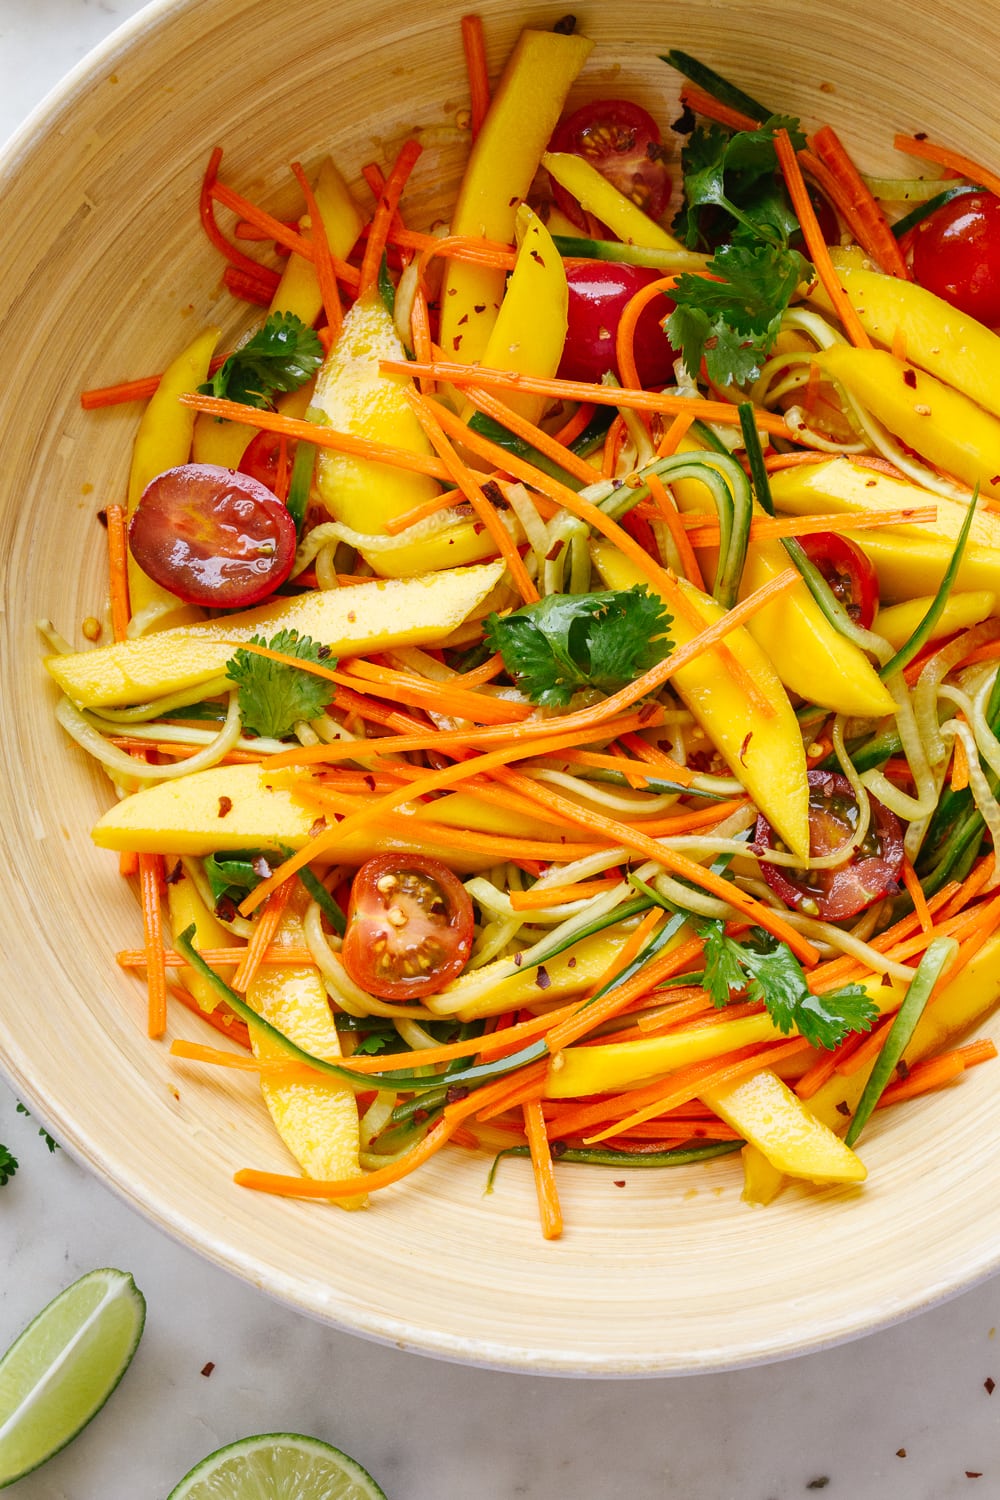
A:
[204,851,273,911]
[226,629,336,740]
[675,116,806,249]
[200,312,323,411]
[699,922,878,1051]
[0,1144,18,1187]
[667,240,807,386]
[483,587,673,708]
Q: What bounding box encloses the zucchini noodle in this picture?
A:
[56,691,243,783]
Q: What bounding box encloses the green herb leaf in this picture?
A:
[675,116,806,248]
[226,629,336,739]
[667,240,806,386]
[204,851,272,909]
[199,312,323,411]
[483,586,673,707]
[0,1144,18,1187]
[700,922,878,1051]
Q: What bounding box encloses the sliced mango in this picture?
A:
[701,1068,866,1185]
[875,590,996,650]
[46,561,503,709]
[591,540,810,860]
[809,255,1000,421]
[91,762,582,869]
[541,151,684,251]
[166,866,241,1014]
[815,346,1000,504]
[247,892,364,1202]
[438,27,594,364]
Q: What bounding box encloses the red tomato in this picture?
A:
[340,854,475,1000]
[238,430,293,493]
[755,770,904,922]
[558,262,678,386]
[910,191,1000,325]
[129,463,297,608]
[798,532,879,630]
[549,99,671,231]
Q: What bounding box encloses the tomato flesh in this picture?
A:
[559,262,678,386]
[129,463,297,608]
[340,854,475,1000]
[798,531,879,630]
[549,99,671,232]
[755,770,904,922]
[238,430,294,494]
[911,191,1000,326]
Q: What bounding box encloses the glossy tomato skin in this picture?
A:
[798,532,879,630]
[910,191,1000,326]
[549,99,671,231]
[340,854,475,1000]
[129,463,297,608]
[558,262,678,386]
[754,770,904,922]
[238,430,292,493]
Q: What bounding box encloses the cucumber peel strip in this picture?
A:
[878,483,979,679]
[486,1139,741,1188]
[844,935,957,1148]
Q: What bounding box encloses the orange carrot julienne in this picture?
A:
[523,1098,563,1239]
[200,147,271,278]
[105,504,131,644]
[807,128,912,280]
[616,733,695,786]
[951,731,971,792]
[119,945,314,969]
[329,1007,580,1074]
[171,1038,318,1080]
[602,414,628,478]
[383,357,799,437]
[177,392,451,478]
[119,850,139,878]
[339,657,534,724]
[461,386,602,486]
[892,134,1000,200]
[222,263,281,306]
[901,856,934,933]
[587,906,663,1000]
[773,129,872,350]
[138,853,167,1039]
[168,986,252,1048]
[646,471,707,592]
[231,880,294,993]
[679,82,760,133]
[656,410,695,458]
[461,14,491,136]
[683,505,938,547]
[552,401,596,446]
[359,139,423,299]
[381,485,466,534]
[508,880,621,910]
[291,160,343,338]
[615,275,679,395]
[876,1039,998,1108]
[410,281,435,388]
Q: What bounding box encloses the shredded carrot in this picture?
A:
[410,282,435,388]
[892,134,1000,200]
[119,850,139,879]
[876,1039,998,1108]
[794,1030,866,1099]
[951,730,971,792]
[358,139,423,299]
[168,987,252,1049]
[523,1098,562,1238]
[171,1038,317,1081]
[683,505,937,548]
[552,402,596,447]
[222,263,281,305]
[339,656,535,724]
[508,880,621,910]
[679,82,759,133]
[808,126,912,279]
[118,945,314,970]
[615,276,679,396]
[602,414,628,477]
[461,385,602,486]
[656,411,695,458]
[645,470,707,591]
[381,485,466,534]
[615,733,695,786]
[177,392,451,479]
[587,907,664,1000]
[901,856,934,933]
[461,14,491,136]
[230,880,294,993]
[382,357,798,437]
[199,147,272,278]
[773,129,872,350]
[105,504,131,643]
[138,854,167,1039]
[290,161,343,338]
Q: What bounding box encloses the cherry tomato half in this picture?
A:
[558,262,678,386]
[755,770,904,922]
[129,463,297,608]
[340,854,475,1000]
[911,191,1000,326]
[238,430,294,493]
[798,531,879,631]
[549,99,671,232]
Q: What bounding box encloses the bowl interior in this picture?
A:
[2,0,999,1374]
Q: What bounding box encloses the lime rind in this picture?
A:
[0,1266,145,1488]
[166,1432,388,1500]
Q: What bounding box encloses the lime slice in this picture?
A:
[0,1266,145,1487]
[167,1433,388,1500]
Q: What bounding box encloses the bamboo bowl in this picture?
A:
[2,0,1000,1376]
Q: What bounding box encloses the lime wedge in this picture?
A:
[0,1266,145,1487]
[167,1433,388,1500]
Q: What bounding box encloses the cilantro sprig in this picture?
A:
[699,921,878,1052]
[483,586,673,708]
[200,311,323,411]
[0,1144,18,1187]
[226,629,336,740]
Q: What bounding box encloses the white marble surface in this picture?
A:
[3,5,1000,1497]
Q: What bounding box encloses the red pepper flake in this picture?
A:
[966,1472,983,1479]
[458,313,469,326]
[217,796,233,818]
[535,965,552,990]
[481,480,505,506]
[896,1449,907,1459]
[567,956,577,968]
[546,538,565,561]
[613,1179,626,1187]
[473,303,486,313]
[363,774,376,792]
[201,1361,215,1377]
[530,249,545,266]
[165,860,183,885]
[513,952,523,967]
[96,509,109,529]
[866,479,878,487]
[806,1481,830,1491]
[992,477,1000,487]
[986,1378,996,1395]
[915,131,928,141]
[308,816,328,838]
[453,335,463,351]
[903,368,917,388]
[508,195,519,207]
[739,732,753,764]
[836,1099,851,1116]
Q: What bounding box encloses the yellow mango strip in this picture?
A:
[741,1143,786,1205]
[438,27,594,364]
[246,890,364,1206]
[592,540,810,860]
[474,204,568,426]
[809,256,1000,422]
[126,325,220,626]
[166,867,242,1014]
[425,929,630,1021]
[542,151,685,251]
[700,1069,866,1184]
[815,346,1000,504]
[47,560,503,709]
[876,591,996,650]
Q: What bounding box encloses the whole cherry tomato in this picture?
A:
[129,463,297,608]
[340,854,475,1000]
[238,430,294,493]
[910,191,1000,325]
[549,99,671,231]
[558,262,678,386]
